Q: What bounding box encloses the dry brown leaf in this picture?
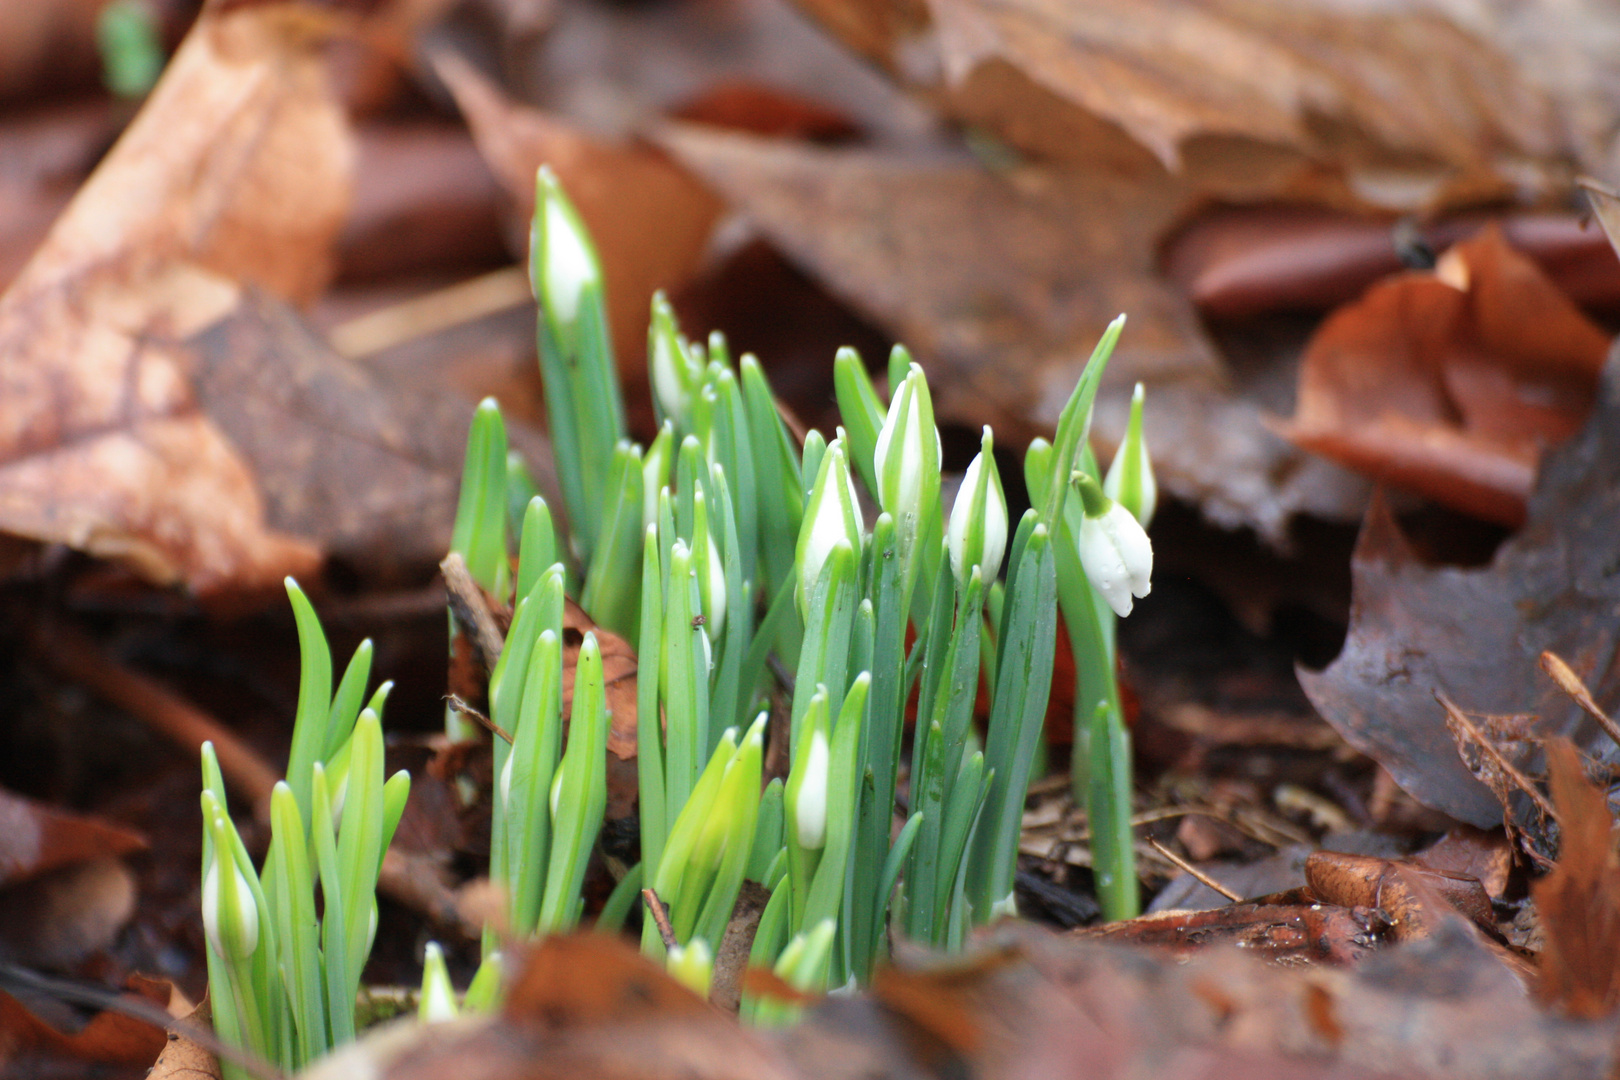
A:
[1533,738,1620,1018]
[1281,226,1610,526]
[0,0,357,593]
[796,0,1573,207]
[435,52,724,372]
[661,126,1369,540]
[0,973,175,1070]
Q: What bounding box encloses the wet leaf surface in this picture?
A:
[1302,347,1620,826]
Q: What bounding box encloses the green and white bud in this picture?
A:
[649,294,700,429]
[946,426,1007,583]
[202,806,259,961]
[794,438,863,615]
[692,488,726,641]
[642,423,674,529]
[530,167,601,355]
[873,363,941,571]
[1074,473,1152,618]
[792,728,830,850]
[1103,383,1156,526]
[418,942,458,1022]
[667,938,714,997]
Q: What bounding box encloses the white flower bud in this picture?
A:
[873,366,941,572]
[202,850,259,961]
[648,297,697,428]
[793,729,830,850]
[795,440,862,614]
[1074,474,1153,618]
[532,169,599,342]
[946,427,1007,582]
[666,938,714,997]
[419,942,459,1022]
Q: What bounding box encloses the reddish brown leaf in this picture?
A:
[435,52,724,374]
[0,787,145,888]
[0,974,176,1069]
[1281,226,1611,526]
[1301,352,1620,827]
[1533,738,1620,1018]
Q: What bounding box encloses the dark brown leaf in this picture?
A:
[1300,346,1620,826]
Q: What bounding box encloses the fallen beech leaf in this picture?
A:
[0,973,174,1069]
[0,787,145,888]
[1532,739,1620,1018]
[1300,348,1620,826]
[338,122,508,283]
[1163,207,1620,319]
[1413,828,1513,902]
[435,52,724,373]
[797,0,1571,203]
[1281,227,1610,527]
[660,125,1216,442]
[1302,851,1495,941]
[0,0,357,593]
[148,997,221,1080]
[670,81,862,142]
[1077,897,1382,965]
[661,126,1371,542]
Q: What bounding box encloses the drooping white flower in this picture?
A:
[1074,473,1153,618]
[946,427,1007,582]
[1103,382,1157,527]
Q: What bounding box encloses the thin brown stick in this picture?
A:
[328,265,532,359]
[441,552,507,672]
[1436,692,1559,822]
[1540,651,1620,750]
[1146,838,1242,902]
[642,888,679,951]
[447,694,510,744]
[40,622,281,814]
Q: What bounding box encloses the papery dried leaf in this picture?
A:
[1533,738,1620,1017]
[0,0,357,593]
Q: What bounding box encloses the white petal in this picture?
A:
[1078,514,1136,617]
[542,197,595,327]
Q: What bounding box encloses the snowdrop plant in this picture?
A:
[200,581,409,1079]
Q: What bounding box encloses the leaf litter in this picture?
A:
[8,0,1620,1077]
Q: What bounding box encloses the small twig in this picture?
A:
[328,265,533,360]
[447,694,510,744]
[441,552,508,673]
[642,888,679,951]
[1436,692,1559,822]
[1540,651,1620,750]
[39,622,281,816]
[1146,838,1242,902]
